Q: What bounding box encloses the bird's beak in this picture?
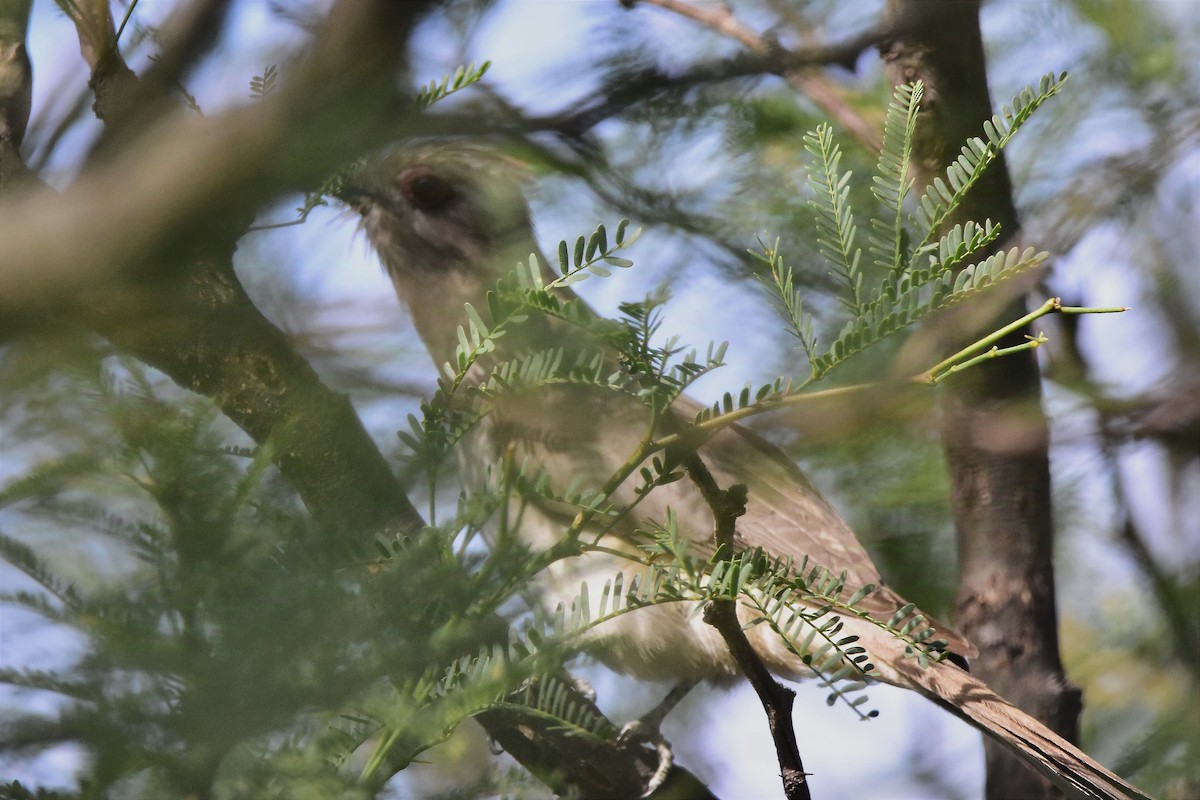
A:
[334,187,377,216]
[330,159,385,215]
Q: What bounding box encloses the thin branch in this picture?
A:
[636,0,883,152]
[918,298,1127,384]
[138,0,235,105]
[38,0,443,544]
[682,449,812,800]
[1100,396,1200,677]
[507,131,752,268]
[649,300,1127,451]
[0,3,439,311]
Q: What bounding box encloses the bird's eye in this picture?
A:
[399,167,454,211]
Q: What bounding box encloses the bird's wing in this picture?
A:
[473,380,975,657]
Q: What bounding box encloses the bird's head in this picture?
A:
[337,143,544,363]
[338,143,538,286]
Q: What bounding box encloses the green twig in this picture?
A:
[928,333,1048,384]
[650,298,1127,451]
[919,297,1127,384]
[114,0,139,46]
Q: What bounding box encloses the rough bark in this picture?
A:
[58,0,439,545]
[879,2,1081,798]
[79,256,426,544]
[0,0,30,187]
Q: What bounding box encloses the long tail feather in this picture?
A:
[897,658,1148,800]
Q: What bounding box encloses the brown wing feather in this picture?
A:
[899,657,1151,800]
[476,380,976,659]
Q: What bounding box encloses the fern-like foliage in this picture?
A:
[352,492,956,773]
[395,221,644,502]
[0,61,1085,797]
[806,125,865,312]
[638,519,950,716]
[353,508,960,775]
[868,81,923,278]
[415,60,492,108]
[363,75,1078,756]
[0,358,530,798]
[911,72,1068,252]
[0,533,84,618]
[749,74,1066,390]
[249,64,277,101]
[757,237,819,360]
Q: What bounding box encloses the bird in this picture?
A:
[338,143,1147,800]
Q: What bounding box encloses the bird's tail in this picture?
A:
[895,657,1148,800]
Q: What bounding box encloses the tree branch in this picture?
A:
[0,1,440,312]
[633,0,883,152]
[0,0,31,185]
[530,26,880,140]
[682,447,812,800]
[36,0,439,543]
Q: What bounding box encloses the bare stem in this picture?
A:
[919,297,1128,384]
[683,450,812,800]
[651,299,1127,451]
[638,0,882,152]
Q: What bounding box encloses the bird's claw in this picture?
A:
[617,719,674,798]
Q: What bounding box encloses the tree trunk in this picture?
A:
[879,2,1081,798]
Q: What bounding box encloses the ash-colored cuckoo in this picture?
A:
[339,145,1144,800]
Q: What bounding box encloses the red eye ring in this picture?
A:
[399,166,454,211]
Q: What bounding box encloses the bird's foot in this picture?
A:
[616,718,675,798]
[568,673,598,704]
[615,679,698,797]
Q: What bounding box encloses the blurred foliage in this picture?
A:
[0,334,564,798]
